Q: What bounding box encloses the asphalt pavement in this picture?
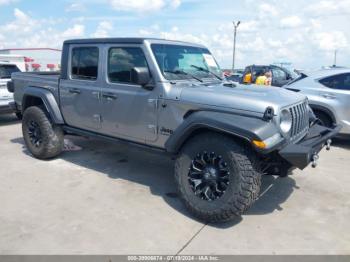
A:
[0,114,349,255]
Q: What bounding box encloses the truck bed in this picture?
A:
[12,71,61,108]
[13,71,60,84]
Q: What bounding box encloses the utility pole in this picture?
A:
[232,21,240,72]
[333,50,337,67]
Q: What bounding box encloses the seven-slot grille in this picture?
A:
[289,100,309,142]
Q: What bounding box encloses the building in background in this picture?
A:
[0,48,61,72]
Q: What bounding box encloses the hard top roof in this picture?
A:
[63,37,206,48]
[304,68,350,79]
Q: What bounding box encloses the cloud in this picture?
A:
[61,24,85,38]
[170,0,181,9]
[238,20,259,33]
[92,21,113,37]
[312,31,348,51]
[258,3,279,18]
[280,16,302,28]
[307,0,350,15]
[65,2,86,12]
[0,0,17,5]
[2,8,39,34]
[108,0,181,12]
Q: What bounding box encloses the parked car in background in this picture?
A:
[0,62,22,118]
[0,54,26,72]
[284,69,350,135]
[226,72,242,82]
[242,65,299,87]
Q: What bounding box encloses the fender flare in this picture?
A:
[22,86,64,124]
[164,111,279,154]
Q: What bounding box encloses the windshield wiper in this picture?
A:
[190,65,223,81]
[164,69,203,83]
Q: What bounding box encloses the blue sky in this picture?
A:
[0,0,349,69]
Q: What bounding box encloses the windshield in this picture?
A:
[0,64,20,79]
[284,67,299,79]
[151,44,222,81]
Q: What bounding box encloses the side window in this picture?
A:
[108,47,148,84]
[320,73,350,90]
[71,47,99,80]
[272,68,287,80]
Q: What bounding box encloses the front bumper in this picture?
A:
[279,124,341,170]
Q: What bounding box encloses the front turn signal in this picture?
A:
[252,140,266,149]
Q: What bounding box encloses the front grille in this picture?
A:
[289,100,309,142]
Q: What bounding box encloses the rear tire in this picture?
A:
[22,106,64,159]
[175,132,262,223]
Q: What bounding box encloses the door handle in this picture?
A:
[322,93,336,99]
[102,92,118,100]
[92,91,100,99]
[69,88,81,94]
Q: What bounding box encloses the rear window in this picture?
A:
[71,47,99,80]
[319,73,350,90]
[0,64,20,79]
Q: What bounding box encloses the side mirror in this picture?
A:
[131,67,152,89]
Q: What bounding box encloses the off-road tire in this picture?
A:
[175,132,262,223]
[22,106,64,159]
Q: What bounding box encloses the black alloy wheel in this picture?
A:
[188,151,230,201]
[27,120,42,148]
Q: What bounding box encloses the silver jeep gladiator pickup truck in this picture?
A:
[8,38,340,222]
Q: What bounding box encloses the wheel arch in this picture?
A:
[308,104,336,124]
[22,86,64,124]
[165,111,277,154]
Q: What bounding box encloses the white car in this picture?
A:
[284,69,350,135]
[0,62,21,118]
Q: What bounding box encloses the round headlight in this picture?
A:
[280,109,292,134]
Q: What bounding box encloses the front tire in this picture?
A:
[175,132,262,223]
[22,106,64,159]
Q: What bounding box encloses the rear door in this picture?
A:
[59,45,102,131]
[98,44,158,144]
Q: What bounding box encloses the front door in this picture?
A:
[60,45,102,131]
[99,45,158,144]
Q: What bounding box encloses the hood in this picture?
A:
[179,82,306,114]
